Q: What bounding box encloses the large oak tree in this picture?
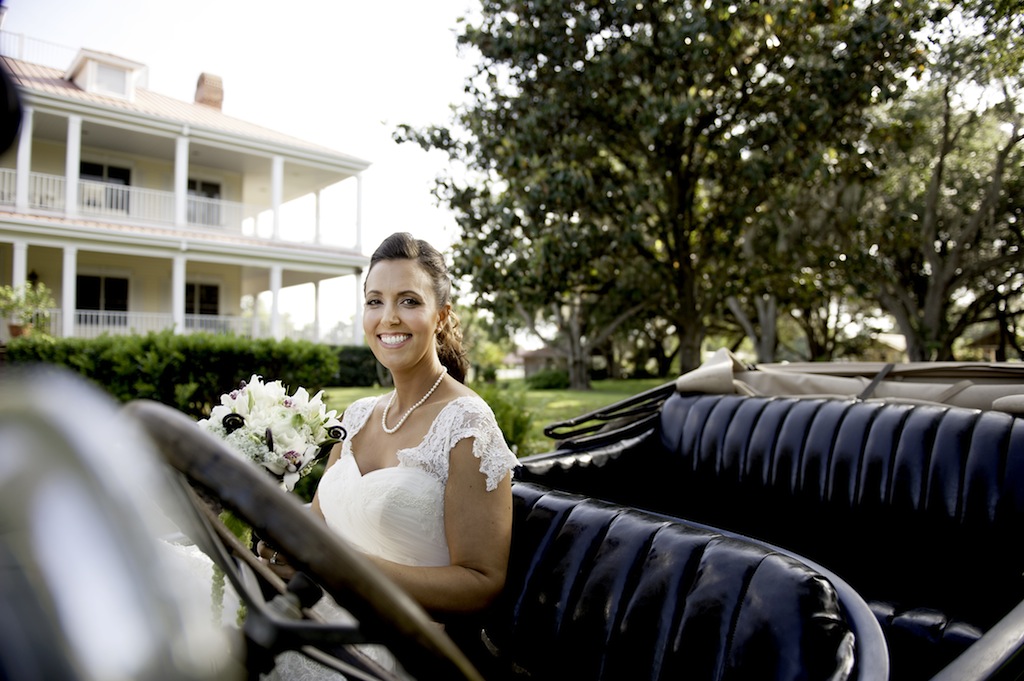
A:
[402,0,933,376]
[838,5,1024,360]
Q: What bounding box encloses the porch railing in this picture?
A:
[0,32,78,70]
[184,313,269,337]
[0,170,266,237]
[30,172,65,211]
[69,310,174,339]
[28,310,284,341]
[0,166,15,204]
[2,309,348,345]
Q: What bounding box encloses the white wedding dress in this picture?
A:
[266,393,520,680]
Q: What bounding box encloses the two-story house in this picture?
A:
[0,32,371,345]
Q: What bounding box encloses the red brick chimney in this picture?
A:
[194,73,223,110]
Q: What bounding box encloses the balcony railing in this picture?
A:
[29,172,64,211]
[0,32,78,71]
[0,166,14,205]
[15,310,297,341]
[71,310,174,338]
[0,169,269,237]
[184,314,269,337]
[2,309,353,345]
[50,310,271,339]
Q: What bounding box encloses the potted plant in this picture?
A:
[0,282,56,337]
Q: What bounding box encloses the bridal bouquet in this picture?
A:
[198,374,345,492]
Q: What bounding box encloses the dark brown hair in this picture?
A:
[368,232,469,383]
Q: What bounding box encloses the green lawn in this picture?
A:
[323,377,670,456]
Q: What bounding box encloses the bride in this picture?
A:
[257,232,519,679]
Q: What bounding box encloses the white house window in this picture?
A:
[80,162,131,214]
[185,283,224,332]
[77,275,128,326]
[65,49,145,102]
[186,283,219,316]
[187,180,222,226]
[95,63,128,97]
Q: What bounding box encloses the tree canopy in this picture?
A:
[401,0,1022,380]
[831,4,1024,360]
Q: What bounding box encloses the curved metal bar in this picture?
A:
[125,398,485,681]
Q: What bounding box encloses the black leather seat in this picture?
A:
[469,481,873,681]
[516,392,1024,680]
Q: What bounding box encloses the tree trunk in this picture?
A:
[654,347,675,377]
[607,345,622,379]
[676,324,704,374]
[726,295,777,363]
[755,296,778,363]
[902,330,928,362]
[672,245,705,374]
[568,355,590,391]
[564,305,591,390]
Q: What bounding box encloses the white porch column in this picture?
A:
[65,115,82,217]
[352,272,363,345]
[269,265,282,340]
[271,156,283,240]
[61,246,77,338]
[314,189,322,244]
[312,280,322,342]
[355,173,364,252]
[10,241,27,288]
[174,134,190,227]
[172,254,186,334]
[15,106,32,211]
[4,242,26,325]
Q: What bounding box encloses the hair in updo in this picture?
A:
[368,232,469,384]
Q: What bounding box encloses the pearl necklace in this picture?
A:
[381,367,448,434]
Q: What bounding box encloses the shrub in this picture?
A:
[333,345,379,386]
[525,368,570,390]
[473,382,533,456]
[0,282,56,327]
[4,331,351,418]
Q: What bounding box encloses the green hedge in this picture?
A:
[525,368,571,390]
[472,382,534,455]
[333,345,379,387]
[4,331,377,418]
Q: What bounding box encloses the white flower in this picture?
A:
[197,375,344,492]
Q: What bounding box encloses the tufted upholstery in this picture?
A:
[516,392,1024,680]
[469,481,861,681]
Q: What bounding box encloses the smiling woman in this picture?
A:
[363,258,453,387]
[258,233,519,679]
[362,232,470,384]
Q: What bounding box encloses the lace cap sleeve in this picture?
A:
[340,396,379,440]
[445,396,520,491]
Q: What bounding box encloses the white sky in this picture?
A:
[2,0,477,333]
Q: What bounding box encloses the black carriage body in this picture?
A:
[515,362,1024,681]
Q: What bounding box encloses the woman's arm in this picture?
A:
[363,436,513,614]
[258,442,342,576]
[267,436,513,614]
[309,441,343,522]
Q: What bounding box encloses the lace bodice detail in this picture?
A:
[342,394,517,491]
[315,394,518,567]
